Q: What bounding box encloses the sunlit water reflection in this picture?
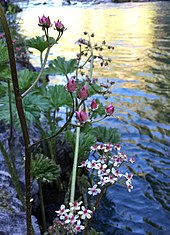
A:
[18,1,170,234]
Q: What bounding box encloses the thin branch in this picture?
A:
[29,104,75,150]
[21,45,52,98]
[7,78,13,146]
[83,186,107,235]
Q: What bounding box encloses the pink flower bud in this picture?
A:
[105,103,114,115]
[90,99,98,110]
[76,110,88,123]
[38,15,52,28]
[78,85,88,100]
[54,20,65,32]
[67,78,77,92]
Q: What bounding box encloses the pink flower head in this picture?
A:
[78,85,88,100]
[73,220,85,233]
[78,206,92,219]
[126,181,133,192]
[67,78,77,92]
[0,33,4,39]
[129,157,135,164]
[90,99,98,110]
[104,143,113,152]
[38,15,52,28]
[87,159,98,169]
[76,110,88,123]
[90,144,99,151]
[54,20,65,32]
[124,172,133,181]
[69,201,82,211]
[88,184,101,196]
[79,159,89,168]
[114,144,121,151]
[15,47,21,51]
[105,103,114,115]
[55,204,69,216]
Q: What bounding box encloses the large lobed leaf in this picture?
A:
[0,64,11,82]
[93,126,120,144]
[18,69,39,92]
[45,56,77,76]
[31,154,61,182]
[0,91,49,128]
[33,85,73,110]
[65,130,96,162]
[25,36,56,53]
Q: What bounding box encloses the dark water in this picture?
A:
[94,2,170,235]
[18,1,170,234]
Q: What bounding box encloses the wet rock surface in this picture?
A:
[0,122,41,235]
[0,120,73,234]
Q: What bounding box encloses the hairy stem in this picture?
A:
[0,4,32,234]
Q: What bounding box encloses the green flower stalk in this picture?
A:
[70,126,80,203]
[70,36,94,204]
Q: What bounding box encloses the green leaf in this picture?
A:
[0,64,11,82]
[93,126,120,144]
[88,83,102,96]
[25,36,55,53]
[31,154,61,182]
[92,101,106,119]
[0,94,17,125]
[0,41,9,64]
[45,56,77,76]
[33,85,73,110]
[22,92,49,121]
[65,131,96,161]
[0,82,8,98]
[89,228,103,235]
[18,69,39,92]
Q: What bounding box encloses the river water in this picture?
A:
[18,1,170,234]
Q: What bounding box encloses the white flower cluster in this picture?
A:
[54,201,92,234]
[79,143,135,194]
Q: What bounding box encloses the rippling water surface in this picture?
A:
[18,1,170,234]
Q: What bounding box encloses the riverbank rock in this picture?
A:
[0,168,40,235]
[0,122,41,235]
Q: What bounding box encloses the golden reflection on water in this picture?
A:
[20,3,156,83]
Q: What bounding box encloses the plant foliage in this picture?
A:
[31,154,61,182]
[25,36,55,53]
[18,69,38,92]
[93,126,120,143]
[45,56,77,76]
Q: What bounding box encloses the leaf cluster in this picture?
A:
[31,154,61,182]
[45,56,77,76]
[25,36,56,53]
